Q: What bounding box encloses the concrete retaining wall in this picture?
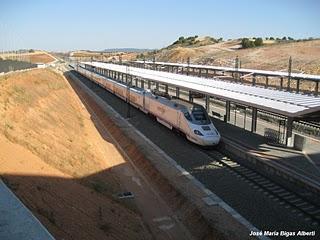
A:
[294,134,320,158]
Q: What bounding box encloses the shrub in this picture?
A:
[254,38,263,46]
[241,38,254,48]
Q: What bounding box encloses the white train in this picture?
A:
[75,64,221,146]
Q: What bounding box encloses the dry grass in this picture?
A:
[0,52,55,64]
[0,68,151,239]
[156,39,320,75]
[71,51,138,62]
[0,69,108,177]
[28,53,55,63]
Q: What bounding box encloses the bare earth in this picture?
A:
[70,51,138,62]
[0,68,151,239]
[156,39,320,75]
[0,52,55,64]
[28,53,55,63]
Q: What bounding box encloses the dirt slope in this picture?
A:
[0,52,55,64]
[155,39,320,74]
[28,53,55,63]
[0,68,150,239]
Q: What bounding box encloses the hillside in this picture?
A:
[70,50,138,62]
[0,69,150,239]
[153,38,320,75]
[0,51,55,64]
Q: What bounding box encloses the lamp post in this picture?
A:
[126,65,131,118]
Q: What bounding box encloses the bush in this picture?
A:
[254,38,263,46]
[241,38,254,48]
[241,37,263,48]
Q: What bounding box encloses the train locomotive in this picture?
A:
[75,64,221,146]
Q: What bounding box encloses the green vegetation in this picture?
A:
[168,35,223,49]
[172,35,199,46]
[241,37,264,48]
[254,38,263,46]
[241,36,317,48]
[241,38,263,48]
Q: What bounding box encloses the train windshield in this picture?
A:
[191,106,211,125]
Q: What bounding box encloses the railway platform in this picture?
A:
[211,118,320,184]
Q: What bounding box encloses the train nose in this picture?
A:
[201,135,221,146]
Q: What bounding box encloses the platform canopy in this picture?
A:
[83,62,320,118]
[135,60,320,81]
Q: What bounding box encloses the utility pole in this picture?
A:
[187,57,190,76]
[287,56,292,91]
[126,65,131,118]
[235,56,239,80]
[119,54,122,65]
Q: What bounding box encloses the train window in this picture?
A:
[191,108,211,124]
[184,112,192,121]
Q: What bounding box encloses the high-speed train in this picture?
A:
[75,64,221,146]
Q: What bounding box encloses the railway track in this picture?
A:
[203,149,320,226]
[71,67,320,234]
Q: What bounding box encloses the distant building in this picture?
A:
[36,63,46,68]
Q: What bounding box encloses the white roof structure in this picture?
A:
[135,61,320,81]
[83,62,320,117]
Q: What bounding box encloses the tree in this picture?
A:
[282,36,287,41]
[241,38,255,48]
[288,37,294,41]
[254,38,263,46]
[269,37,275,40]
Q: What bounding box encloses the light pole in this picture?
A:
[126,65,131,118]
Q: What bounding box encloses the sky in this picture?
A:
[0,0,319,52]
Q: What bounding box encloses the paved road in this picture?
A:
[73,71,319,239]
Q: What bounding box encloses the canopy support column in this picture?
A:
[251,108,257,132]
[189,91,193,102]
[205,95,210,112]
[176,87,180,98]
[286,117,294,147]
[225,101,231,122]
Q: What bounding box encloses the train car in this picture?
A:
[75,65,220,146]
[145,94,220,146]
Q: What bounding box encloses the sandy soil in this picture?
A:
[28,53,55,63]
[156,39,320,75]
[0,52,55,64]
[70,51,138,62]
[0,69,151,239]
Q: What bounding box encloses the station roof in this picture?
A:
[83,62,320,118]
[135,61,320,81]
